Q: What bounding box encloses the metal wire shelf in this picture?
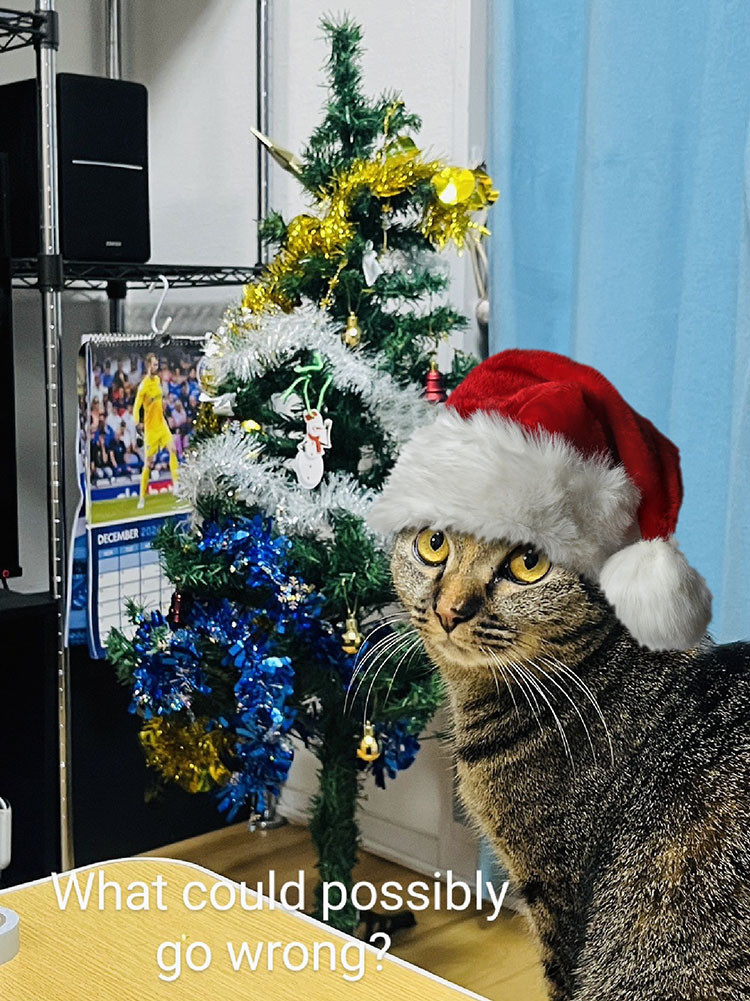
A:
[0,6,50,53]
[11,259,262,290]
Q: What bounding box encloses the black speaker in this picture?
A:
[0,592,60,886]
[0,154,20,579]
[0,73,150,262]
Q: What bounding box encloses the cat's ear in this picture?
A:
[599,538,711,651]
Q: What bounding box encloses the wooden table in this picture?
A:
[0,857,487,1000]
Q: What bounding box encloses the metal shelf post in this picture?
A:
[35,0,73,872]
[256,0,269,264]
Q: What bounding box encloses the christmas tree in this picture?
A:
[108,15,496,934]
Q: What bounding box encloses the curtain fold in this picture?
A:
[489,0,750,641]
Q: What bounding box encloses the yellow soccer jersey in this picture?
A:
[134,374,171,454]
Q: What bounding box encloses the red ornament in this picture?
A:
[168,590,186,628]
[424,360,446,403]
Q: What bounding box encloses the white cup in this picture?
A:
[0,908,20,965]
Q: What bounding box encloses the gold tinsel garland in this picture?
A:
[140,717,234,794]
[241,140,498,314]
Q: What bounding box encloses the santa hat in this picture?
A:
[368,349,711,651]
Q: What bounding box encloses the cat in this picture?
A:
[389,527,750,1001]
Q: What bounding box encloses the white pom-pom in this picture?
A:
[599,537,712,651]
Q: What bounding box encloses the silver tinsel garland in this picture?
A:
[206,300,432,446]
[178,424,382,541]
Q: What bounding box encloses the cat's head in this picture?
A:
[391,527,612,680]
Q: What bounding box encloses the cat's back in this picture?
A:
[576,636,750,1000]
[669,636,750,763]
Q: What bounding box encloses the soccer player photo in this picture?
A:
[134,352,181,509]
[85,340,202,525]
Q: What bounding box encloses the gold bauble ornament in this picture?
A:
[341,613,364,654]
[343,312,362,349]
[432,166,477,206]
[356,722,380,762]
[196,354,219,396]
[384,134,418,159]
[241,419,262,433]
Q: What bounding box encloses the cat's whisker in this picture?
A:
[502,660,543,735]
[510,660,542,717]
[485,656,503,702]
[350,622,408,672]
[346,633,399,708]
[348,624,418,712]
[482,645,521,721]
[346,630,411,712]
[348,629,410,696]
[513,661,575,770]
[366,633,423,720]
[361,632,420,720]
[384,633,424,707]
[538,644,615,766]
[527,655,598,765]
[538,655,609,756]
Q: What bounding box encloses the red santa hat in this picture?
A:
[368,349,711,651]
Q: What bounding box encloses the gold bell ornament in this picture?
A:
[341,613,364,655]
[356,722,381,762]
[343,312,362,349]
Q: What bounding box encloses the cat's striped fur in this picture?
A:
[389,530,750,1000]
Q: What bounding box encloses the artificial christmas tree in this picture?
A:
[108,15,496,934]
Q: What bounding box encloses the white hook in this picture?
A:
[148,273,173,338]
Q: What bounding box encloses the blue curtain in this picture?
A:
[488,0,750,643]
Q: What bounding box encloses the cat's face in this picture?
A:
[391,528,606,679]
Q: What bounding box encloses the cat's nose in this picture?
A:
[434,594,481,633]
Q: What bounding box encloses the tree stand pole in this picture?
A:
[309,721,361,933]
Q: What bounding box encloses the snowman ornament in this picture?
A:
[292,409,333,489]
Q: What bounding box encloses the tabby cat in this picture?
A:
[390,527,750,1001]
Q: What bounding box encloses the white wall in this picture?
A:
[2,0,489,875]
[123,0,257,269]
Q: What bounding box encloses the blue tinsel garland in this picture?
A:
[128,515,420,817]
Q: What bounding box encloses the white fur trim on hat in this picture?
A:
[368,408,640,575]
[599,537,712,651]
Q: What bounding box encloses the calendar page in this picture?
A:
[87,515,186,657]
[81,336,203,658]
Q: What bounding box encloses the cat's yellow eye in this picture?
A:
[506,546,551,585]
[414,529,450,566]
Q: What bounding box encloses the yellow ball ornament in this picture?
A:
[196,355,219,396]
[432,166,477,205]
[385,134,418,158]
